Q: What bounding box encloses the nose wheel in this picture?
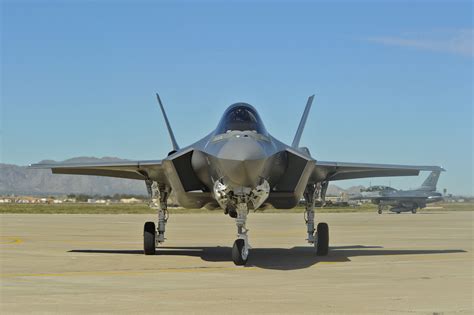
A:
[232,238,249,265]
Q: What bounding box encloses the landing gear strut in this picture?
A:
[143,180,170,255]
[304,183,329,256]
[232,203,250,265]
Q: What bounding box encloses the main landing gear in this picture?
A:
[143,180,170,255]
[304,183,329,256]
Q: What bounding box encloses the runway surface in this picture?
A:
[1,212,472,314]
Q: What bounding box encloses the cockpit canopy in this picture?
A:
[216,103,268,135]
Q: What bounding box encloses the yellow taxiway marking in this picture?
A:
[1,266,260,278]
[0,236,23,245]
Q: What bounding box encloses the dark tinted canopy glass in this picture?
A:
[216,104,267,134]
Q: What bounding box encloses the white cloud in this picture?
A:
[366,29,473,57]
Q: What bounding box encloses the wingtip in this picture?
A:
[430,166,446,172]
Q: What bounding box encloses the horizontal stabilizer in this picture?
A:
[29,160,165,182]
[311,161,445,182]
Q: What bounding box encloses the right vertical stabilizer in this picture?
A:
[156,93,180,151]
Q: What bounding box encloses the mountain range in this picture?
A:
[0,157,364,196]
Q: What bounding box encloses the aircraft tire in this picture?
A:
[316,222,329,256]
[232,239,248,266]
[143,221,156,255]
[378,204,383,214]
[412,208,417,214]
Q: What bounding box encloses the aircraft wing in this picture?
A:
[29,160,166,182]
[311,161,444,182]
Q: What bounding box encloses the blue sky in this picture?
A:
[1,1,472,195]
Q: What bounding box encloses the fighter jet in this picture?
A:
[355,170,444,214]
[30,94,444,265]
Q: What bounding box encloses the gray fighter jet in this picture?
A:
[356,170,444,214]
[31,94,444,265]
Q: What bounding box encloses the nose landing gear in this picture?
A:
[232,203,250,265]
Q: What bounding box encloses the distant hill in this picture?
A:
[0,157,365,196]
[344,185,367,195]
[0,157,147,196]
[326,184,365,196]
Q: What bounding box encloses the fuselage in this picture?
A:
[163,102,310,211]
[360,188,443,209]
[189,103,292,209]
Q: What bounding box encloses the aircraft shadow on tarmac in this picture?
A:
[69,245,466,271]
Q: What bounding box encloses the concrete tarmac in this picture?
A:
[1,211,472,314]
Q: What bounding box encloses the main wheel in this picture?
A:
[378,205,383,214]
[316,222,329,256]
[232,239,248,265]
[143,221,156,255]
[412,208,417,214]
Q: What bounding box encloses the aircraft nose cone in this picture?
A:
[216,137,267,187]
[218,136,266,161]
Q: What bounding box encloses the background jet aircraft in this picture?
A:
[31,94,444,265]
[354,170,444,214]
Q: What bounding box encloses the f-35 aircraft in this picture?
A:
[356,170,444,214]
[31,94,444,265]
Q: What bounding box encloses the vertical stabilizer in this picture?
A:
[418,170,441,191]
[292,95,315,148]
[156,93,180,151]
